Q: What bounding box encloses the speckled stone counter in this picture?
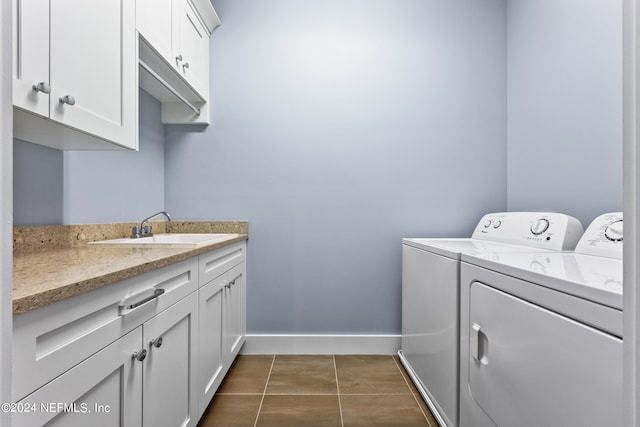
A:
[13,221,248,315]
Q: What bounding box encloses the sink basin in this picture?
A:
[89,233,238,248]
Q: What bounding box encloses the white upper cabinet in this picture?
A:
[136,0,175,66]
[178,0,208,96]
[137,0,220,125]
[12,0,137,150]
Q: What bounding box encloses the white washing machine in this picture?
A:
[399,212,584,427]
[458,212,623,427]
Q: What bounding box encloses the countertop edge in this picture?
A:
[13,234,248,316]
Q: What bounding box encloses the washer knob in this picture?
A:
[493,220,502,229]
[604,220,623,242]
[530,218,550,235]
[483,219,492,228]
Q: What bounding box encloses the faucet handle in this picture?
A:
[142,224,152,236]
[131,226,141,239]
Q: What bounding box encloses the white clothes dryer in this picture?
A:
[458,212,623,427]
[400,212,583,427]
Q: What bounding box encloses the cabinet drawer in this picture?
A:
[13,257,198,401]
[199,242,246,285]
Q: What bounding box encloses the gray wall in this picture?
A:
[13,140,63,226]
[165,0,508,334]
[13,90,165,226]
[506,0,623,225]
[63,90,165,224]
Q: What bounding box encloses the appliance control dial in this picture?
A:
[604,220,623,242]
[483,220,492,228]
[493,220,502,229]
[530,218,550,235]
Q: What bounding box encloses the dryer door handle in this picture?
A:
[471,323,489,365]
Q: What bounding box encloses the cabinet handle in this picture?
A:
[119,288,165,315]
[32,82,51,94]
[150,337,163,348]
[59,95,76,106]
[132,349,147,362]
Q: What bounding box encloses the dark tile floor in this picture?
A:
[197,354,438,427]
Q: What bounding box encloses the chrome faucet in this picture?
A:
[132,211,172,238]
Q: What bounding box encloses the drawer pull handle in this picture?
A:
[119,289,165,315]
[150,337,163,348]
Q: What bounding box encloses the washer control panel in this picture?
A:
[575,212,623,259]
[471,212,584,250]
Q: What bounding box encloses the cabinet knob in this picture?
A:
[132,349,147,362]
[32,82,51,94]
[59,95,76,106]
[150,337,163,348]
[183,62,190,70]
[176,54,183,62]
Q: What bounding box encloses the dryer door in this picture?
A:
[467,282,621,427]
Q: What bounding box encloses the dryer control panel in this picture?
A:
[575,212,623,260]
[471,212,584,251]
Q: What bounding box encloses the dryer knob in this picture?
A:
[483,219,492,228]
[605,220,623,242]
[530,218,550,235]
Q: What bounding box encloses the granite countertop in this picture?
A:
[13,221,248,315]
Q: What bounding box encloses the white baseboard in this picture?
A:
[240,334,401,355]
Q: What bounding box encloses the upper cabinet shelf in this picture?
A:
[137,0,221,125]
[12,0,138,150]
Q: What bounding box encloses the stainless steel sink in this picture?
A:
[89,233,238,248]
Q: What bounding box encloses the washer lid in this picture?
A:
[402,238,550,260]
[462,251,622,310]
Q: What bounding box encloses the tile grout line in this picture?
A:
[253,354,276,427]
[333,354,345,427]
[391,356,434,427]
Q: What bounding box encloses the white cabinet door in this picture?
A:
[177,0,208,96]
[137,0,211,110]
[198,279,224,417]
[143,292,199,427]
[224,263,246,365]
[12,0,49,117]
[13,328,142,427]
[13,0,137,150]
[49,0,136,147]
[136,0,176,64]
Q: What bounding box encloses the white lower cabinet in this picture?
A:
[198,259,246,417]
[14,328,142,427]
[13,242,247,426]
[198,278,225,417]
[224,263,246,367]
[143,292,199,427]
